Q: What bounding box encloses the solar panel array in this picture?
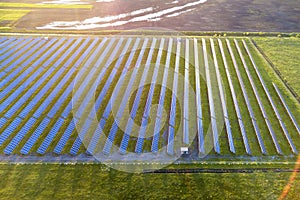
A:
[0,36,299,158]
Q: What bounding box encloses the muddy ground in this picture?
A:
[7,0,300,32]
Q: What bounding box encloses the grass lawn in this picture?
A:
[0,163,298,199]
[0,2,92,9]
[253,37,300,97]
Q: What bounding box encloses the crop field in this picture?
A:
[0,35,299,162]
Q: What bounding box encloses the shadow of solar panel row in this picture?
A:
[4,117,37,155]
[242,40,285,155]
[37,117,65,154]
[86,118,106,155]
[101,38,148,154]
[18,67,63,119]
[232,39,266,154]
[0,37,14,49]
[53,119,75,154]
[218,39,251,155]
[209,38,234,153]
[76,38,129,118]
[115,39,157,154]
[4,67,52,119]
[136,39,165,153]
[273,83,300,134]
[2,39,39,72]
[4,39,45,74]
[71,38,134,155]
[0,37,54,88]
[0,38,27,59]
[33,67,76,118]
[151,38,172,153]
[20,117,51,155]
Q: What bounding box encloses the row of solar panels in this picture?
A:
[0,36,299,156]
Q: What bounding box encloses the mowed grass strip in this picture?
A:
[0,2,92,9]
[0,164,294,199]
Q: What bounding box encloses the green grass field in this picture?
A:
[253,37,300,97]
[0,163,298,199]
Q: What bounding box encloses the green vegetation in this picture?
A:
[0,9,31,29]
[253,37,300,97]
[0,163,297,199]
[0,2,92,9]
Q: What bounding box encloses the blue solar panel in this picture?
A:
[22,38,57,67]
[0,37,16,49]
[151,41,173,152]
[102,122,120,155]
[71,39,132,154]
[61,101,72,119]
[69,117,94,155]
[0,38,26,57]
[113,39,157,154]
[73,38,102,68]
[52,38,81,68]
[218,39,252,155]
[0,117,23,145]
[42,38,74,68]
[53,119,75,154]
[37,117,64,154]
[101,38,148,154]
[3,39,45,74]
[167,126,175,155]
[63,38,91,68]
[232,39,267,154]
[1,38,39,69]
[4,117,36,155]
[0,37,7,43]
[135,39,165,153]
[32,38,66,68]
[86,118,106,155]
[0,66,51,113]
[20,118,51,155]
[34,68,76,118]
[203,38,220,152]
[151,124,161,153]
[193,38,206,154]
[18,67,65,119]
[0,117,7,129]
[273,83,300,134]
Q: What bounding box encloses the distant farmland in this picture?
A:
[0,35,299,162]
